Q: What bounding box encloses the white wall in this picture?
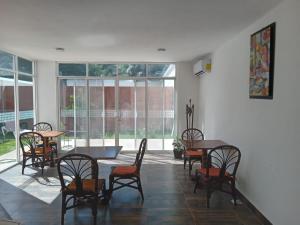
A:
[198,0,300,224]
[176,62,200,136]
[36,61,57,129]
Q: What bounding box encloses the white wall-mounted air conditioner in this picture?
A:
[193,58,211,76]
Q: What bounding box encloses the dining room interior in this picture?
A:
[0,0,300,225]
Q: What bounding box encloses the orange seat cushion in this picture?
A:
[199,168,230,177]
[185,150,203,157]
[111,165,137,176]
[67,179,104,192]
[24,146,52,156]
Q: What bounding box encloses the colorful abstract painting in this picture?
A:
[250,23,276,99]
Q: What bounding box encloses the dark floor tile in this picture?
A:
[0,155,265,225]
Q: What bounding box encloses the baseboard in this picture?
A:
[237,189,272,225]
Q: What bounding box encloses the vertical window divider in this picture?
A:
[162,79,165,150]
[134,79,137,150]
[14,56,20,161]
[73,82,77,148]
[33,61,38,125]
[86,64,90,147]
[115,65,119,146]
[102,79,105,146]
[145,69,148,150]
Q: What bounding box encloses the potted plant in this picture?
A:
[172,137,184,159]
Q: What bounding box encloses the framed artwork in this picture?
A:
[249,23,276,99]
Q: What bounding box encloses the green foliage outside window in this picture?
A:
[118,64,146,77]
[0,51,13,70]
[89,64,116,77]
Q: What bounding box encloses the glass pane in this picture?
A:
[75,81,88,147]
[59,80,88,148]
[18,57,33,74]
[118,64,146,77]
[147,80,163,150]
[136,80,146,149]
[59,63,86,76]
[103,80,116,146]
[0,71,16,166]
[89,64,116,77]
[119,80,135,150]
[18,73,34,145]
[164,80,175,150]
[0,51,13,70]
[18,74,33,82]
[89,80,104,146]
[148,64,175,77]
[59,80,75,150]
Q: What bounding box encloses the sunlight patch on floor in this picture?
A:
[0,165,60,204]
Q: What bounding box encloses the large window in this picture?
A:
[0,50,35,170]
[58,63,175,151]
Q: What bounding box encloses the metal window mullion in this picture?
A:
[87,79,90,147]
[57,78,61,148]
[73,83,77,148]
[145,79,148,150]
[14,56,20,161]
[162,80,165,150]
[32,61,37,125]
[102,80,105,146]
[115,66,119,146]
[134,80,137,150]
[173,78,177,139]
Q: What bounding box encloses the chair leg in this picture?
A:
[137,177,144,200]
[193,171,199,193]
[184,156,187,169]
[188,158,192,176]
[22,157,26,175]
[61,193,66,225]
[41,157,45,175]
[92,196,98,225]
[206,188,210,208]
[231,180,237,206]
[109,175,114,199]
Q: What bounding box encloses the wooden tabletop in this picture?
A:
[181,140,228,150]
[73,146,122,159]
[36,130,65,138]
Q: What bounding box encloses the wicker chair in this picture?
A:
[194,145,241,208]
[181,128,204,175]
[19,131,53,175]
[109,138,147,200]
[57,153,106,225]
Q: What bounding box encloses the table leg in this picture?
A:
[44,137,55,167]
[202,149,208,168]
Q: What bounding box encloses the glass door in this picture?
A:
[58,63,176,151]
[89,80,104,146]
[60,79,88,148]
[0,70,16,167]
[118,80,146,150]
[89,79,116,146]
[147,80,164,150]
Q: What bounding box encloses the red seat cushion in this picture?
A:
[198,168,230,177]
[185,150,203,157]
[111,165,137,176]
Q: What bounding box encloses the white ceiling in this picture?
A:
[0,0,282,62]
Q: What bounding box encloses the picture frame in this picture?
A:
[249,23,276,99]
